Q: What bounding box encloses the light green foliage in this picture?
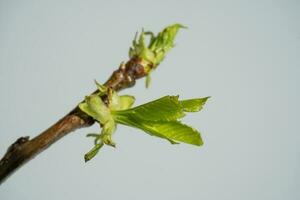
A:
[79,82,135,162]
[129,24,186,87]
[113,96,209,146]
[114,96,185,121]
[79,82,209,161]
[148,24,186,65]
[78,24,209,162]
[129,24,185,67]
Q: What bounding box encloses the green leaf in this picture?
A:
[115,115,202,146]
[113,95,185,122]
[80,83,209,159]
[113,95,208,146]
[145,121,203,146]
[180,97,210,112]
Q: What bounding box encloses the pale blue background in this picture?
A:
[0,0,299,199]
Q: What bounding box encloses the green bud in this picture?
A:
[129,24,185,68]
[129,24,186,87]
[79,94,111,124]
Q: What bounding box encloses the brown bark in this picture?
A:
[0,57,147,185]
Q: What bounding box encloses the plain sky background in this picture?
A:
[0,0,299,199]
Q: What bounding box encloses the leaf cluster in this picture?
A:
[79,81,209,161]
[114,95,209,146]
[78,24,209,162]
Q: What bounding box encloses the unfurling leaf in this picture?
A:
[79,81,209,161]
[144,121,202,146]
[114,116,203,146]
[129,24,186,87]
[113,95,208,146]
[129,24,185,68]
[114,96,185,122]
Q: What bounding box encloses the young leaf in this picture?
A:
[129,24,185,87]
[113,95,208,146]
[180,97,210,112]
[143,121,203,146]
[113,95,185,122]
[80,79,209,160]
[148,24,186,63]
[114,115,202,146]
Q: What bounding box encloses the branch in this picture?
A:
[0,23,185,184]
[0,57,147,184]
